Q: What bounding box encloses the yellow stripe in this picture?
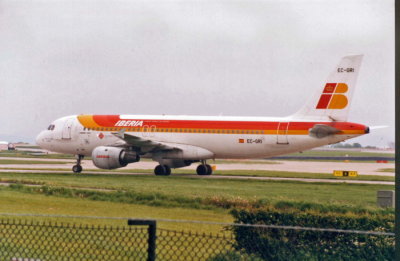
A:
[83,125,363,135]
[77,115,101,128]
[341,130,365,135]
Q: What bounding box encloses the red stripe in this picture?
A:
[316,94,332,109]
[93,115,120,126]
[323,83,337,93]
[88,115,366,131]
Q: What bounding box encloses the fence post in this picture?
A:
[128,219,157,261]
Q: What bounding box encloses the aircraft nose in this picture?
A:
[35,131,45,147]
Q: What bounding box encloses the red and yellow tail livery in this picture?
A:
[316,83,348,110]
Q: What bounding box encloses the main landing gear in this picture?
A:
[153,161,213,176]
[72,155,84,173]
[196,161,213,175]
[154,165,171,176]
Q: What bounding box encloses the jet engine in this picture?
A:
[92,146,139,169]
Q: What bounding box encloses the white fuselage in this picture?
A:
[36,115,366,159]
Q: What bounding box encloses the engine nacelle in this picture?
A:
[92,146,139,169]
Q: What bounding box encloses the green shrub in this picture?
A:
[230,207,394,261]
[207,251,264,261]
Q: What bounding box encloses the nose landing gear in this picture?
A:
[196,161,213,175]
[72,155,84,173]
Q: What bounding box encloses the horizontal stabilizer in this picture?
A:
[369,126,388,130]
[309,124,341,139]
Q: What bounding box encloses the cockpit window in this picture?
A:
[47,124,55,131]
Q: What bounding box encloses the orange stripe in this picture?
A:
[77,115,366,135]
[77,115,102,128]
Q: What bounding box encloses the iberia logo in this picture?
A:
[316,83,348,109]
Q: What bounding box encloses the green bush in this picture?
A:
[207,251,263,261]
[230,207,394,261]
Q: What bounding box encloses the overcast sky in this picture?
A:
[0,0,394,147]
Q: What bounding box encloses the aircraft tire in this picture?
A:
[154,165,171,176]
[163,165,171,175]
[196,165,208,175]
[205,164,213,175]
[72,165,82,173]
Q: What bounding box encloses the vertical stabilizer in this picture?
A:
[291,55,363,121]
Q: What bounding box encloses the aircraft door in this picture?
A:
[62,119,74,139]
[276,122,290,144]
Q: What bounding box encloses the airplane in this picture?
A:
[36,55,369,176]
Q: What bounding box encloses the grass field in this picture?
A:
[0,148,394,259]
[0,172,393,210]
[0,188,231,233]
[0,168,394,259]
[0,187,235,260]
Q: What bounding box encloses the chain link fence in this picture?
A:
[0,215,395,261]
[0,219,149,261]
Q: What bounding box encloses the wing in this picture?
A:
[111,129,214,159]
[112,129,173,153]
[309,124,341,139]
